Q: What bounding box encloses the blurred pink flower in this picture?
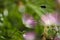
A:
[54,37,60,40]
[22,13,37,28]
[57,14,60,26]
[23,32,36,40]
[54,33,60,40]
[41,12,58,26]
[52,12,60,26]
[56,0,60,4]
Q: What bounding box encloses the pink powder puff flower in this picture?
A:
[41,13,58,26]
[22,13,37,28]
[23,32,36,40]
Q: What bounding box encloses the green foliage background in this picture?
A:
[0,0,57,40]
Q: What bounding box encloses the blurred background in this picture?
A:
[0,0,60,40]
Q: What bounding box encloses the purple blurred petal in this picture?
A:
[54,36,60,40]
[23,32,36,40]
[22,13,37,28]
[41,12,60,26]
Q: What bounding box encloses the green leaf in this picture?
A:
[26,2,45,17]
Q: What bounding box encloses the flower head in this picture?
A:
[22,13,37,28]
[41,12,58,26]
[23,32,36,40]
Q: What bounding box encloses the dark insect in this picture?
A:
[40,5,46,8]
